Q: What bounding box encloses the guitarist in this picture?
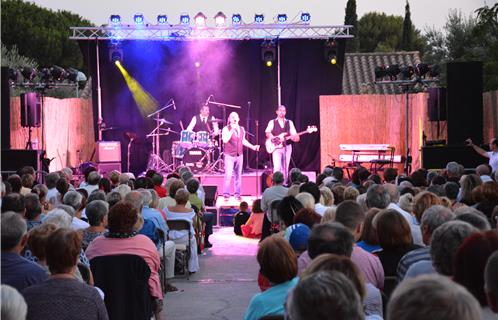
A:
[265,105,300,180]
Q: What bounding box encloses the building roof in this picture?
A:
[342,51,421,95]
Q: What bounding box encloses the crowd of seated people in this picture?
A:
[241,160,498,319]
[1,164,219,319]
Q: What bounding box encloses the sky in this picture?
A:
[30,0,493,32]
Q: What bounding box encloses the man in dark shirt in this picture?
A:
[1,211,48,291]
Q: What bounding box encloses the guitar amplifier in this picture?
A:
[96,141,121,163]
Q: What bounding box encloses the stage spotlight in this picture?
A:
[429,64,441,78]
[324,40,338,65]
[415,63,429,78]
[134,14,144,25]
[254,14,264,23]
[300,13,311,23]
[109,48,123,64]
[374,66,386,81]
[51,65,67,82]
[400,65,414,80]
[261,41,275,67]
[214,12,226,26]
[20,67,37,82]
[39,68,52,82]
[232,14,242,24]
[110,15,121,24]
[66,68,87,82]
[277,14,287,23]
[386,64,400,80]
[180,14,190,25]
[194,61,201,68]
[194,12,207,26]
[157,15,167,24]
[8,68,20,83]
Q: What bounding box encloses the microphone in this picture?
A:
[172,99,176,110]
[205,94,213,106]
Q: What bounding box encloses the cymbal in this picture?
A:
[158,118,173,125]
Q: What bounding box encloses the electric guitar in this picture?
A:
[265,126,318,154]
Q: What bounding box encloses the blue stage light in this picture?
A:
[232,14,242,24]
[110,15,121,24]
[277,14,287,23]
[301,13,311,23]
[134,14,144,24]
[254,14,264,23]
[180,14,190,25]
[157,15,167,24]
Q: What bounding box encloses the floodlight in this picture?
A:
[110,15,121,24]
[180,14,190,25]
[415,63,429,78]
[261,41,276,67]
[400,65,414,80]
[232,14,242,24]
[134,14,144,25]
[324,40,338,65]
[374,66,386,80]
[157,15,167,24]
[429,64,441,78]
[386,64,400,80]
[20,67,37,81]
[301,13,311,23]
[109,48,123,64]
[194,12,207,26]
[51,65,67,82]
[277,14,287,23]
[214,11,226,26]
[254,14,264,23]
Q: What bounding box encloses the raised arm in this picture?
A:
[466,138,490,158]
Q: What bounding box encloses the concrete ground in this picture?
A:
[164,226,260,320]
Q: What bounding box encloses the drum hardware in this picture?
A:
[146,98,176,173]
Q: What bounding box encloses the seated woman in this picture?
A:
[85,202,163,309]
[241,199,265,238]
[164,189,199,273]
[244,235,298,320]
[22,228,108,320]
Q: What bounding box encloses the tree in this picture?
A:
[344,0,359,52]
[1,0,93,70]
[401,0,413,50]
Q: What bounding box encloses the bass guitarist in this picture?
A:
[265,105,300,180]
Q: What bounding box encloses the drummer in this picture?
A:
[186,104,220,136]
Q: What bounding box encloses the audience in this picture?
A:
[484,251,498,317]
[241,199,265,238]
[81,200,109,250]
[1,284,28,320]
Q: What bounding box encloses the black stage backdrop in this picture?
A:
[80,39,344,175]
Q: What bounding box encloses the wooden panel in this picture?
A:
[10,97,95,172]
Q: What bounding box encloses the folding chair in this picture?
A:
[167,219,192,280]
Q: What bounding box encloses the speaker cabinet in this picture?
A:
[96,141,121,162]
[1,149,43,172]
[20,92,41,128]
[422,145,488,169]
[97,162,121,177]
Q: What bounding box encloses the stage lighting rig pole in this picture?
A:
[374,78,439,174]
[277,40,281,106]
[96,39,103,141]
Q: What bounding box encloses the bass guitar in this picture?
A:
[265,126,318,154]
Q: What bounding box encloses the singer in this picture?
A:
[222,112,260,200]
[186,102,219,135]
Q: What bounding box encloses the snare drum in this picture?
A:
[180,130,195,147]
[195,131,209,148]
[172,141,187,159]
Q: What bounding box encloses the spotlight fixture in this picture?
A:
[386,64,400,80]
[20,67,37,82]
[66,68,79,82]
[194,12,207,26]
[324,40,338,65]
[109,48,123,64]
[194,61,201,68]
[110,15,121,24]
[39,68,52,82]
[400,65,414,80]
[277,14,287,23]
[8,68,20,83]
[254,14,264,23]
[180,14,190,25]
[415,63,429,78]
[214,11,226,26]
[157,15,168,24]
[374,66,387,80]
[300,13,311,23]
[428,64,441,78]
[261,41,276,67]
[50,65,67,82]
[134,14,144,25]
[232,14,242,24]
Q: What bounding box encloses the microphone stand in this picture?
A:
[245,101,251,171]
[255,120,260,195]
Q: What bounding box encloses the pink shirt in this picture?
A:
[85,234,162,299]
[351,245,385,289]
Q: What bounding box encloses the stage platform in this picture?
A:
[194,171,263,197]
[213,195,258,227]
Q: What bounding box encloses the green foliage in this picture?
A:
[357,12,425,53]
[1,0,93,70]
[401,1,413,50]
[344,0,359,52]
[1,43,38,69]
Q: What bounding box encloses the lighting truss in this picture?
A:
[69,24,353,41]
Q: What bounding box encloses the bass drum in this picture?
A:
[182,148,208,173]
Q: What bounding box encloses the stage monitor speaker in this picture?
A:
[1,149,42,172]
[421,145,488,169]
[203,185,218,207]
[97,162,121,177]
[96,141,121,162]
[1,67,11,149]
[427,87,446,121]
[446,61,483,145]
[20,92,41,128]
